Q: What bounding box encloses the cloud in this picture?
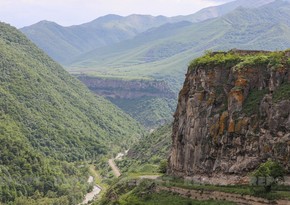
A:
[0,0,230,28]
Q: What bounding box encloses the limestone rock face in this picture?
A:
[168,50,290,178]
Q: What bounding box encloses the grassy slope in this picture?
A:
[21,0,276,66]
[20,15,172,64]
[109,97,176,128]
[68,1,290,91]
[0,22,144,204]
[116,124,172,174]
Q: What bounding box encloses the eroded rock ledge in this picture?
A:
[168,49,290,180]
[76,75,175,99]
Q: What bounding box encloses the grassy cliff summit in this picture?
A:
[0,22,143,204]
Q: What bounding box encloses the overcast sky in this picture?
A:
[0,0,234,28]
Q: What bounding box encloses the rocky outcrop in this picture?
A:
[168,50,290,180]
[76,75,175,99]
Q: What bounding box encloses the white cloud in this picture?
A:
[0,0,231,28]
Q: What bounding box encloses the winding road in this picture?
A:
[108,158,121,177]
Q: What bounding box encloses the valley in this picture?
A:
[76,75,176,128]
[20,0,290,130]
[0,0,290,204]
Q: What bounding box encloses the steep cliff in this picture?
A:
[77,75,177,128]
[168,50,290,181]
[77,75,175,99]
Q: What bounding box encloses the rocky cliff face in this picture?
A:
[168,50,290,180]
[76,75,176,128]
[77,75,175,99]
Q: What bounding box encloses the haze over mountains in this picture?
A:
[20,0,290,128]
[68,0,290,83]
[21,0,279,65]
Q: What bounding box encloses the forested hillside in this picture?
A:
[68,0,290,90]
[116,124,172,173]
[0,22,143,204]
[20,0,276,65]
[20,0,290,130]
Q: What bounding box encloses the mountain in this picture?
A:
[168,50,290,182]
[173,0,276,22]
[20,0,278,65]
[20,15,172,64]
[20,0,290,129]
[69,0,290,90]
[0,22,143,204]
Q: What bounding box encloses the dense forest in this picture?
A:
[0,22,144,204]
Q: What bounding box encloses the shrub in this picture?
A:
[159,160,168,173]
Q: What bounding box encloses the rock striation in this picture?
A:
[168,50,290,180]
[77,75,175,99]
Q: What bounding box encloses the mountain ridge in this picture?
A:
[68,0,290,86]
[20,0,280,65]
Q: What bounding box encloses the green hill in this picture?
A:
[20,0,275,65]
[0,22,143,204]
[68,0,290,91]
[64,1,290,128]
[20,15,172,64]
[116,124,172,174]
[19,0,286,129]
[172,0,275,22]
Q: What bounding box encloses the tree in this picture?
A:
[251,160,285,192]
[159,160,167,173]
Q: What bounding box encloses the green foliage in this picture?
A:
[0,118,90,204]
[116,125,172,174]
[21,15,173,64]
[190,51,289,71]
[118,191,236,205]
[189,51,241,70]
[273,82,290,102]
[234,54,269,71]
[109,97,176,129]
[267,52,284,70]
[60,1,290,96]
[0,22,144,204]
[252,160,285,192]
[158,160,168,174]
[0,22,143,161]
[161,176,290,200]
[100,179,236,205]
[243,89,268,115]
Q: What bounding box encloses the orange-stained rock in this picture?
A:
[228,119,235,133]
[168,50,290,179]
[219,111,229,135]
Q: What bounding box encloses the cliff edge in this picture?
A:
[168,50,290,181]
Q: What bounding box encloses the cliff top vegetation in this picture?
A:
[189,49,290,71]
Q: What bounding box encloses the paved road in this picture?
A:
[108,158,121,177]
